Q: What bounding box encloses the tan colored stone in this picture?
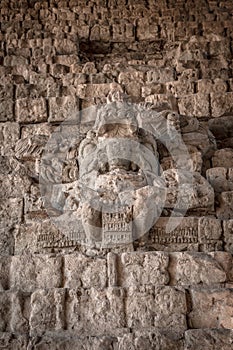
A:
[216,191,233,219]
[16,98,47,123]
[198,217,222,242]
[211,92,233,117]
[184,329,233,350]
[206,167,231,193]
[0,256,11,290]
[10,255,62,292]
[188,287,233,329]
[0,198,23,228]
[118,252,169,287]
[0,333,28,350]
[118,330,184,350]
[54,39,78,55]
[178,94,210,117]
[148,217,199,251]
[0,100,14,121]
[30,289,66,334]
[136,18,159,41]
[208,115,233,139]
[197,79,228,94]
[29,333,119,349]
[126,286,187,333]
[0,227,15,256]
[0,122,20,156]
[223,219,233,254]
[0,291,29,333]
[66,287,125,334]
[212,148,233,168]
[166,81,194,97]
[169,252,226,286]
[64,254,107,289]
[0,171,31,198]
[146,68,175,83]
[48,96,79,122]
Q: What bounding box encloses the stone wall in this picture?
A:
[1,0,233,348]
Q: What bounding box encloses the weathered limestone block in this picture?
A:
[161,147,202,172]
[28,333,119,350]
[223,220,233,254]
[197,79,228,94]
[0,292,29,333]
[209,251,233,282]
[126,286,187,333]
[118,252,169,287]
[148,217,199,252]
[211,92,233,117]
[178,94,210,117]
[216,191,233,219]
[206,167,232,193]
[48,96,79,122]
[10,255,62,292]
[0,122,20,156]
[0,84,13,100]
[184,329,233,350]
[136,18,159,41]
[0,170,31,198]
[21,123,54,139]
[24,184,47,220]
[14,220,63,255]
[16,98,47,123]
[212,148,233,168]
[54,39,78,55]
[0,227,15,256]
[0,292,11,331]
[188,287,233,329]
[118,330,184,350]
[169,252,226,286]
[0,100,14,121]
[166,81,194,97]
[90,25,111,41]
[76,83,122,99]
[208,115,233,139]
[198,217,222,243]
[0,198,23,227]
[64,254,107,289]
[0,257,11,290]
[112,21,134,42]
[30,289,66,334]
[146,68,175,83]
[50,64,70,78]
[66,287,125,334]
[0,333,28,350]
[182,129,215,156]
[163,170,214,211]
[4,55,28,66]
[145,94,177,110]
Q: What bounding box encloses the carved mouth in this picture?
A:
[98,159,140,174]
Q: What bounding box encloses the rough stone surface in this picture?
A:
[184,329,233,350]
[188,288,233,329]
[0,0,233,347]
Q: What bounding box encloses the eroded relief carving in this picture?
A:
[15,93,215,251]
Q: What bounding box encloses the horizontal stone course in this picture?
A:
[0,251,231,292]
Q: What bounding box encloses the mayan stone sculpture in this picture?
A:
[1,0,233,348]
